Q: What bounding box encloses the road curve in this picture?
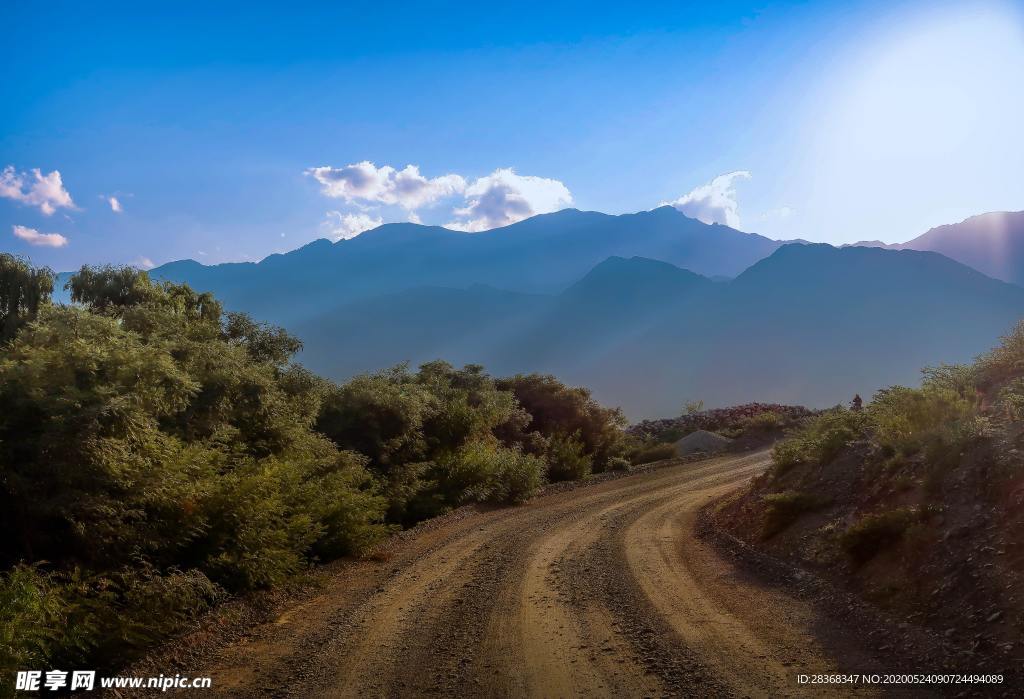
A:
[197,451,882,698]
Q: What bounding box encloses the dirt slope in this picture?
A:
[173,452,896,697]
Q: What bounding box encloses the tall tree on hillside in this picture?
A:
[0,254,54,344]
[66,264,159,312]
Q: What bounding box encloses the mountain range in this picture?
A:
[292,245,1024,418]
[65,206,1024,418]
[143,207,785,325]
[83,204,1019,417]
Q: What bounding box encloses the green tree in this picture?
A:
[0,263,388,586]
[496,374,626,471]
[0,253,53,344]
[0,259,627,678]
[66,264,161,312]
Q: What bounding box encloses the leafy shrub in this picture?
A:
[683,399,705,415]
[436,440,544,505]
[976,320,1024,388]
[920,363,978,398]
[315,368,433,469]
[496,374,626,472]
[839,508,921,565]
[744,411,782,432]
[546,432,593,481]
[0,564,224,691]
[761,491,825,539]
[0,565,70,683]
[487,448,545,504]
[608,456,631,471]
[630,442,677,465]
[771,407,867,479]
[998,378,1024,420]
[85,566,224,665]
[869,385,976,457]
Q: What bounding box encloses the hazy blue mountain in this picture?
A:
[295,284,546,381]
[294,256,716,385]
[145,207,784,324]
[293,245,1024,419]
[596,244,1024,416]
[487,256,717,372]
[900,211,1024,286]
[853,211,1024,286]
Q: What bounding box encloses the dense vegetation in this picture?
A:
[0,254,628,685]
[767,362,987,504]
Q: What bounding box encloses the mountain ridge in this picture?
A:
[140,207,786,324]
[852,211,1024,286]
[292,244,1024,417]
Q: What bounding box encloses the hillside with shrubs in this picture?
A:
[629,402,812,444]
[713,324,1024,665]
[0,254,631,686]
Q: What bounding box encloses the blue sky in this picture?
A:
[2,0,1022,270]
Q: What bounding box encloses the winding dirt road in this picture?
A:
[196,451,886,697]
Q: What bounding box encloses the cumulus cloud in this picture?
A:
[133,256,155,270]
[0,166,75,216]
[12,224,68,247]
[322,211,384,241]
[445,168,573,232]
[663,171,751,229]
[307,162,574,236]
[307,162,466,210]
[108,196,123,213]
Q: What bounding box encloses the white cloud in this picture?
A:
[307,162,466,210]
[0,166,75,216]
[134,256,155,270]
[12,224,68,248]
[308,162,573,235]
[663,171,751,229]
[445,168,573,232]
[108,196,122,213]
[322,211,384,241]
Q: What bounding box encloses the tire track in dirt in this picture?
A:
[191,451,893,698]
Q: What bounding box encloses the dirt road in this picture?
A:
[196,451,886,697]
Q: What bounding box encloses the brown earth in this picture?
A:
[145,451,950,698]
[710,435,1024,695]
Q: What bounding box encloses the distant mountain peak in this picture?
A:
[899,210,1024,286]
[565,255,710,302]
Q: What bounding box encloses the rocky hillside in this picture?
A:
[711,323,1024,669]
[629,403,812,442]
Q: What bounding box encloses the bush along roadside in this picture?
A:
[711,323,1024,669]
[0,257,630,688]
